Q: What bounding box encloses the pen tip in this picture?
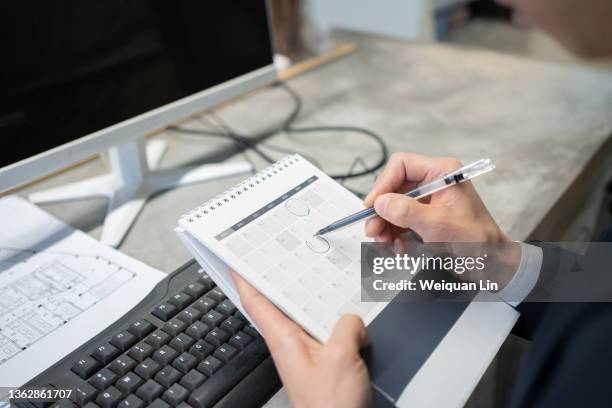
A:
[315,227,328,237]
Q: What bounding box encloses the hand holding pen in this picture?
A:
[319,154,511,244]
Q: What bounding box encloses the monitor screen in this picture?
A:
[0,0,273,169]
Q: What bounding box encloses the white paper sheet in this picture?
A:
[0,196,165,390]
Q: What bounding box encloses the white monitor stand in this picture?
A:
[29,137,252,247]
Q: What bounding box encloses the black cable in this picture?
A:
[168,81,389,181]
[341,157,369,186]
[202,95,324,167]
[275,81,303,131]
[278,83,389,177]
[168,125,277,163]
[284,124,388,179]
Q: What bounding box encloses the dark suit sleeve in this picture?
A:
[511,302,612,407]
[510,242,612,407]
[512,242,607,339]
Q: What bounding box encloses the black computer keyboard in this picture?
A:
[12,260,281,408]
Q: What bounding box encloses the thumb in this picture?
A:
[327,315,368,355]
[374,193,443,234]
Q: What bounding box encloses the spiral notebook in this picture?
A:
[175,154,386,342]
[176,154,520,407]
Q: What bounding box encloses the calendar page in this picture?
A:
[178,155,386,342]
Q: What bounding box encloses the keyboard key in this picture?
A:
[149,399,170,408]
[177,307,202,324]
[234,310,247,321]
[190,340,215,360]
[116,372,144,394]
[214,343,238,363]
[111,331,138,351]
[229,332,253,350]
[169,333,195,353]
[89,368,118,391]
[216,299,237,316]
[197,273,214,290]
[50,399,74,408]
[184,282,207,298]
[152,345,178,366]
[146,330,171,348]
[109,355,137,376]
[95,386,122,408]
[152,303,178,322]
[204,328,230,347]
[192,297,217,313]
[185,321,210,340]
[72,356,101,379]
[243,324,260,338]
[162,383,189,406]
[72,381,97,405]
[135,357,161,380]
[136,379,164,404]
[180,369,206,392]
[172,352,198,373]
[197,355,223,376]
[118,394,145,408]
[128,320,155,339]
[201,310,224,327]
[206,288,225,302]
[92,343,120,365]
[129,342,154,362]
[29,384,56,406]
[168,293,193,310]
[220,316,244,335]
[188,339,268,408]
[154,366,182,388]
[162,318,187,337]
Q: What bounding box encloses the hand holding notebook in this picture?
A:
[176,155,385,342]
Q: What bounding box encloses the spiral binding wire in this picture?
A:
[181,155,302,223]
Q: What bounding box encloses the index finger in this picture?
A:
[364,153,436,207]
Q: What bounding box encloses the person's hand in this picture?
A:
[364,153,510,243]
[232,272,372,408]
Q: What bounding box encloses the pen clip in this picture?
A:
[445,158,495,182]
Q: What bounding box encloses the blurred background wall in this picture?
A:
[268,0,612,68]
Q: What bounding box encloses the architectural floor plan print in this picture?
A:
[0,196,164,389]
[0,249,136,364]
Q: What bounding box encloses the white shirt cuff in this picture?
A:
[496,242,543,307]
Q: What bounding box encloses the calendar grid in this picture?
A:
[220,178,380,336]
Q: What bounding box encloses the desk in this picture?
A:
[19,32,612,406]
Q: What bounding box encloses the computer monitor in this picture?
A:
[0,0,276,246]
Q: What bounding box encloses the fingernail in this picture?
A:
[364,192,373,205]
[374,195,390,214]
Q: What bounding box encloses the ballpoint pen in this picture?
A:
[314,158,496,236]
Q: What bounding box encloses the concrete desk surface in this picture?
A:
[17,32,612,406]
